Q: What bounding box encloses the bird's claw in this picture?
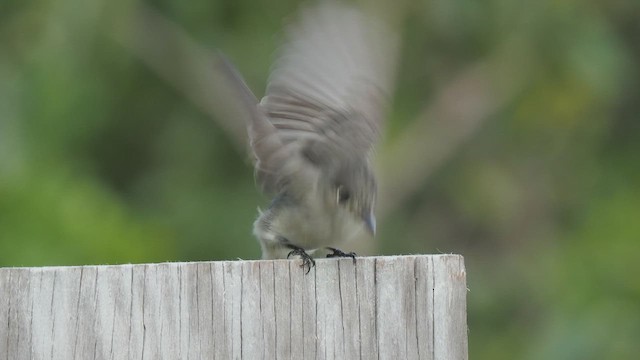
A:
[326,247,357,263]
[287,246,316,274]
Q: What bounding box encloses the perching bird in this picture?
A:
[219,1,396,271]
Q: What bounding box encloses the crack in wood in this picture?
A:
[0,256,467,359]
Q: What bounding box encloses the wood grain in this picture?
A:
[0,255,467,360]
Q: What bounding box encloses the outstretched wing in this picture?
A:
[215,53,290,194]
[252,2,397,193]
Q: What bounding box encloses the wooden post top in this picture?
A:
[0,255,468,360]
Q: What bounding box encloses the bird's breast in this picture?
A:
[271,199,361,250]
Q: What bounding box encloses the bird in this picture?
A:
[218,1,396,272]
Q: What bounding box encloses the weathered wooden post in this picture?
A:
[0,255,467,359]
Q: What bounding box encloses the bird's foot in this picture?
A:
[286,245,316,274]
[326,247,357,263]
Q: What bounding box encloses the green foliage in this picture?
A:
[1,0,639,358]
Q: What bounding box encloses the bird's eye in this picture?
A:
[337,186,351,205]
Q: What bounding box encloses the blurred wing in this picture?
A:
[216,53,292,193]
[256,2,396,187]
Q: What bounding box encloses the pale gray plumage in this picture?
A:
[219,1,396,264]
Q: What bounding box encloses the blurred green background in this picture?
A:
[1,0,638,358]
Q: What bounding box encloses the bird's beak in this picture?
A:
[362,210,376,236]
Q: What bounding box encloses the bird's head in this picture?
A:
[331,161,377,236]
